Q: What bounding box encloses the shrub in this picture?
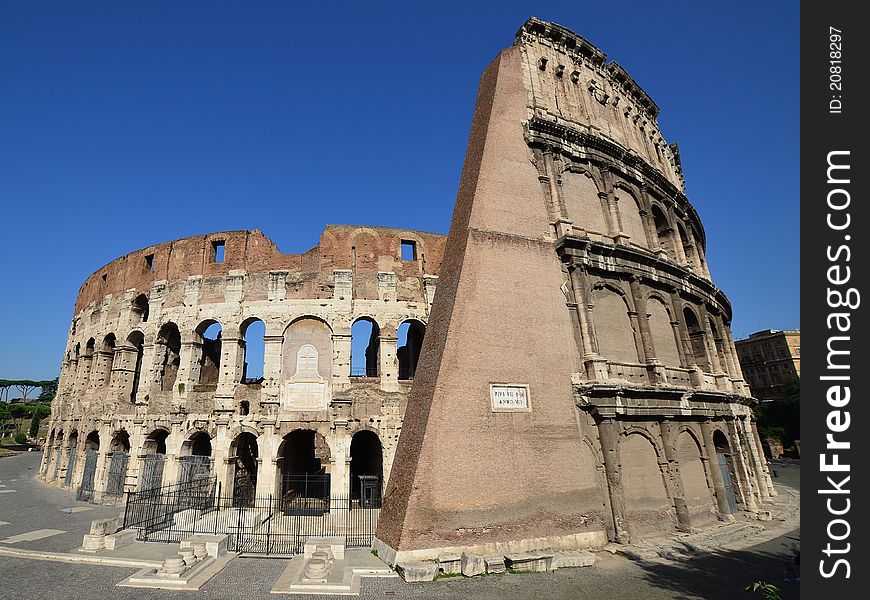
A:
[14,433,27,445]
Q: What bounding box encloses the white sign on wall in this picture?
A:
[489,384,531,412]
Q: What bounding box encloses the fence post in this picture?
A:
[267,494,273,555]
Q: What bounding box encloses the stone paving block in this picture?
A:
[396,561,437,582]
[460,552,485,577]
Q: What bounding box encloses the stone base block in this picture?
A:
[436,553,461,574]
[104,528,137,551]
[303,536,345,560]
[179,534,228,558]
[505,551,554,572]
[461,552,485,577]
[552,550,596,569]
[484,556,506,574]
[81,534,106,552]
[396,561,437,582]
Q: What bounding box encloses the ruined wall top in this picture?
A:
[74,225,446,313]
[515,17,685,192]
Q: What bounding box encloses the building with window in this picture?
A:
[735,329,800,402]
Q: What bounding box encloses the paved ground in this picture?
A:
[0,451,800,599]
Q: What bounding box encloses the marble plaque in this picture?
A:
[489,384,531,412]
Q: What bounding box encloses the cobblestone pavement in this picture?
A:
[0,452,800,599]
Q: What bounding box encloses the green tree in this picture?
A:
[28,413,41,438]
[753,374,800,448]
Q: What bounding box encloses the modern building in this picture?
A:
[735,330,800,402]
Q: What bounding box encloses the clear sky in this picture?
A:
[0,1,799,380]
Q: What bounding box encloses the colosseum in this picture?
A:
[40,17,774,565]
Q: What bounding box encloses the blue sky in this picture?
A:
[0,1,799,380]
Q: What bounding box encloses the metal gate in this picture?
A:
[139,453,166,492]
[76,449,98,502]
[52,448,62,480]
[105,451,130,498]
[717,453,738,513]
[178,455,213,485]
[232,461,256,507]
[64,448,78,487]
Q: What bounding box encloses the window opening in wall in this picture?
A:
[397,320,425,380]
[240,318,266,383]
[101,273,107,284]
[198,322,223,384]
[350,318,380,377]
[400,240,417,261]
[212,240,225,263]
[145,254,154,272]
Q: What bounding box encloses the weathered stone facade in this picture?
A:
[41,17,774,566]
[40,225,445,503]
[373,18,775,563]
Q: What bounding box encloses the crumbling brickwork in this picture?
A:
[41,225,446,504]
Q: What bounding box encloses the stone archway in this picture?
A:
[231,432,259,507]
[349,430,383,507]
[278,429,330,500]
[620,432,674,539]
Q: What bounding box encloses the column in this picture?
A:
[659,421,692,532]
[332,332,352,387]
[727,420,758,512]
[597,418,630,543]
[750,420,778,497]
[261,333,284,406]
[629,278,656,363]
[379,334,399,393]
[329,428,351,500]
[599,167,626,241]
[255,426,279,499]
[741,416,771,502]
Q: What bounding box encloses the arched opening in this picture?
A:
[647,297,681,366]
[676,430,717,527]
[64,431,79,486]
[397,320,425,380]
[132,294,150,325]
[240,318,266,383]
[621,432,673,539]
[82,338,96,389]
[351,318,380,377]
[349,430,383,507]
[179,431,213,485]
[127,331,145,403]
[713,429,739,513]
[231,432,259,507]
[77,431,101,502]
[197,321,222,385]
[140,429,168,491]
[683,308,710,371]
[677,223,699,272]
[592,288,639,364]
[96,334,116,388]
[106,430,131,498]
[278,429,330,501]
[651,205,674,257]
[157,323,181,391]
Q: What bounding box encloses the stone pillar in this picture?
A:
[255,425,279,499]
[629,278,656,363]
[92,425,112,499]
[750,420,777,497]
[599,167,626,241]
[727,420,758,512]
[262,333,284,404]
[163,421,184,485]
[699,420,734,520]
[659,421,692,532]
[78,355,94,392]
[176,337,200,403]
[667,207,689,266]
[379,334,399,393]
[329,428,351,500]
[568,267,596,358]
[212,421,233,498]
[127,422,145,491]
[597,418,630,543]
[332,333,352,387]
[740,416,771,502]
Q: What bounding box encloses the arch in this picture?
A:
[281,317,333,385]
[650,204,674,256]
[677,222,700,272]
[349,430,383,506]
[683,307,710,370]
[713,429,730,452]
[278,429,331,499]
[111,429,131,452]
[183,431,213,456]
[591,286,639,364]
[178,431,213,484]
[230,432,259,507]
[126,331,145,403]
[621,432,673,539]
[560,169,608,236]
[240,317,266,382]
[676,429,717,526]
[66,430,79,448]
[139,429,169,491]
[84,430,100,451]
[613,185,649,248]
[196,320,222,385]
[156,322,181,391]
[647,297,681,366]
[397,319,425,380]
[351,317,380,377]
[132,294,149,324]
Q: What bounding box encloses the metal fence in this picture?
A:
[123,482,379,556]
